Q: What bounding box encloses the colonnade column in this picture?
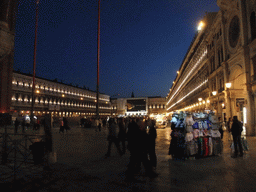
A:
[238,0,255,136]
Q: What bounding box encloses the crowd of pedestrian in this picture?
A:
[14,115,42,134]
[101,117,158,179]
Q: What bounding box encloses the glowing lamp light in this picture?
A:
[198,21,205,31]
[212,91,217,96]
[207,100,210,103]
[198,98,202,102]
[36,90,40,94]
[221,103,225,108]
[203,101,205,104]
[177,71,179,74]
[62,94,65,97]
[225,83,232,89]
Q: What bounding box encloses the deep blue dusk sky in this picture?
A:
[14,0,219,98]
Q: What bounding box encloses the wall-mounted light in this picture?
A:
[225,82,232,89]
[221,103,225,109]
[62,94,65,97]
[198,98,202,102]
[212,91,217,96]
[177,71,179,74]
[207,100,210,103]
[36,90,40,94]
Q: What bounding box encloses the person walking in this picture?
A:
[231,116,243,158]
[98,118,102,132]
[118,118,126,155]
[14,117,19,134]
[148,119,157,171]
[22,118,26,133]
[126,118,141,179]
[59,118,65,133]
[105,118,123,158]
[63,117,70,133]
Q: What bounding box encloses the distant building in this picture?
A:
[110,96,166,117]
[11,71,111,120]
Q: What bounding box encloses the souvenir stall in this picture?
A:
[169,112,223,159]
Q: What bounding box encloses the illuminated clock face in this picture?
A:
[229,15,240,48]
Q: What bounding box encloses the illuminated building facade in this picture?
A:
[111,96,166,117]
[166,0,256,136]
[11,71,111,119]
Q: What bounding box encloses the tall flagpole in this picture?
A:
[31,0,39,127]
[96,0,100,120]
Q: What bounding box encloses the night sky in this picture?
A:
[14,0,219,98]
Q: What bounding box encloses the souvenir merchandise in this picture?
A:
[185,114,194,133]
[171,114,179,130]
[185,140,197,156]
[208,137,213,156]
[169,111,223,160]
[212,137,223,155]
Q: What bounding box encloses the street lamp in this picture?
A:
[225,82,232,89]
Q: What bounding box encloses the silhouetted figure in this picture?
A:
[126,118,157,179]
[231,116,243,158]
[103,118,107,129]
[105,118,123,157]
[148,119,157,170]
[118,118,126,154]
[126,118,141,178]
[14,118,19,134]
[22,118,25,133]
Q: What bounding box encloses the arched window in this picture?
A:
[250,12,256,41]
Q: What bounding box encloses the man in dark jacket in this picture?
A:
[231,116,243,158]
